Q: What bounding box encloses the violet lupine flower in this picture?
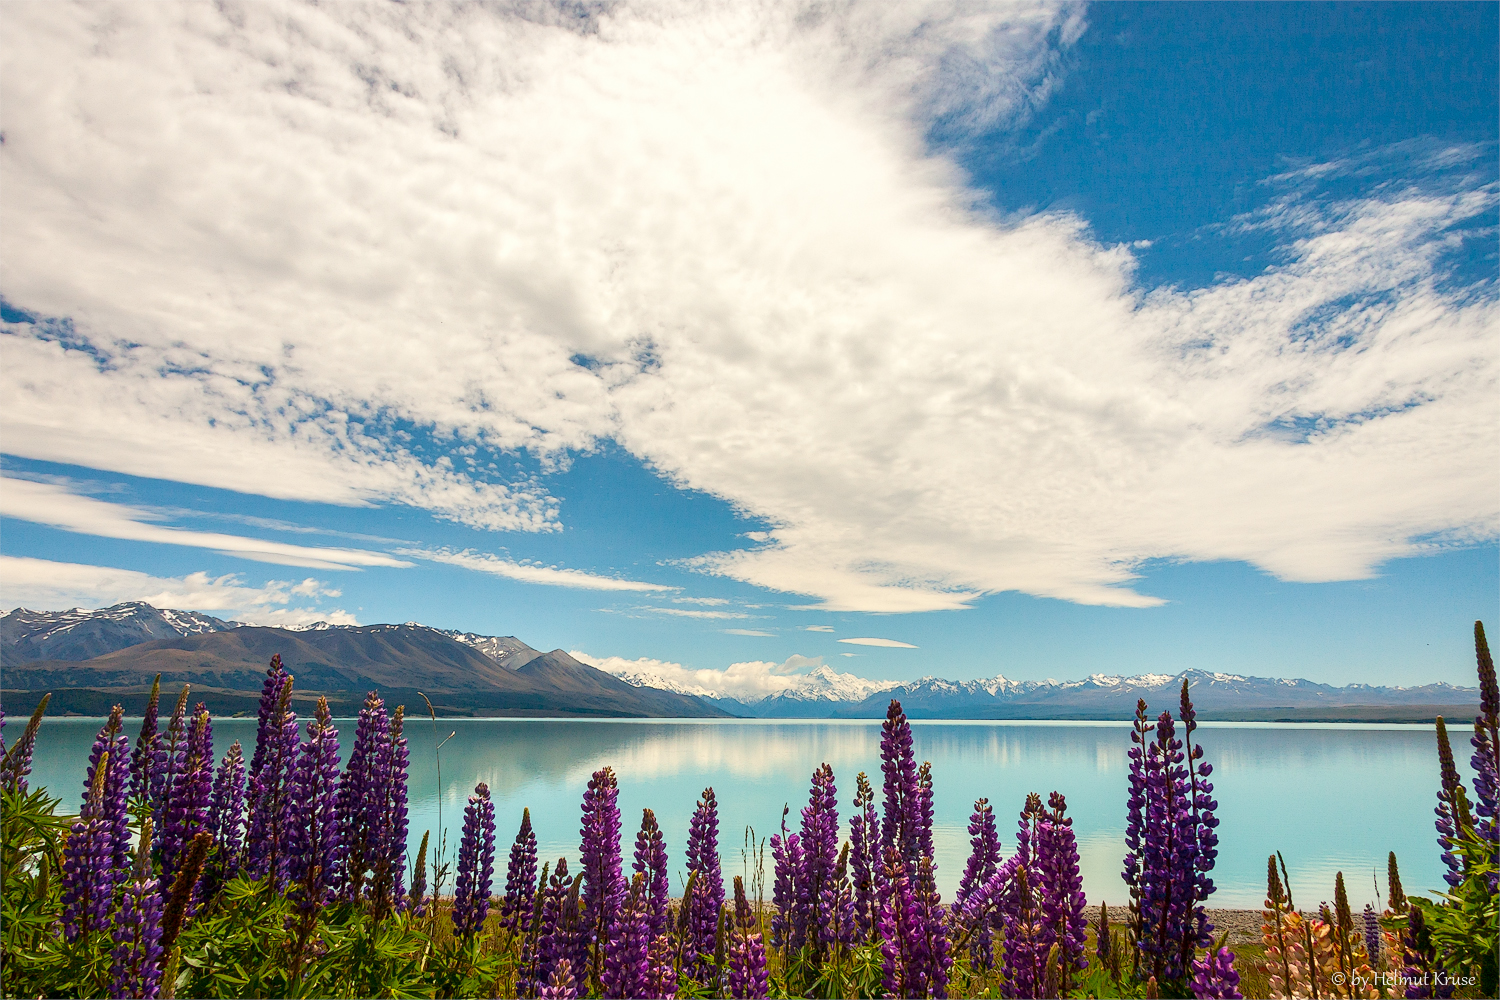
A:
[1179,680,1221,953]
[286,697,342,915]
[632,807,670,939]
[1362,904,1382,969]
[881,700,922,868]
[1037,791,1089,994]
[538,958,578,1000]
[0,693,51,794]
[369,704,411,914]
[768,804,804,954]
[1433,717,1473,888]
[149,686,192,837]
[336,690,390,899]
[999,862,1046,1000]
[914,762,936,871]
[206,741,247,882]
[603,873,652,999]
[1122,699,1153,956]
[1470,621,1498,891]
[61,709,130,940]
[244,661,298,888]
[683,786,724,980]
[452,781,497,942]
[795,763,843,958]
[849,771,881,943]
[536,858,585,998]
[1399,906,1453,1000]
[501,807,539,934]
[579,765,625,984]
[128,674,161,805]
[160,705,214,888]
[110,820,165,1000]
[1189,946,1242,999]
[953,798,1001,970]
[878,851,949,999]
[728,875,769,1000]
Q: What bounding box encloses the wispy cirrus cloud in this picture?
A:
[838,637,918,648]
[403,547,674,592]
[1,476,410,571]
[0,555,358,626]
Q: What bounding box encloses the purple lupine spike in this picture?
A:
[795,764,841,960]
[632,807,670,939]
[160,705,215,888]
[1470,621,1499,892]
[536,858,583,997]
[684,785,724,980]
[0,693,50,794]
[247,655,289,779]
[0,707,5,756]
[244,673,298,889]
[879,849,947,998]
[286,697,342,915]
[501,808,539,935]
[880,700,921,868]
[768,804,803,954]
[206,741,247,882]
[915,762,936,868]
[579,766,625,987]
[728,875,769,999]
[149,686,192,838]
[336,690,390,900]
[1190,945,1242,999]
[602,873,652,999]
[849,771,880,943]
[953,798,1001,971]
[110,819,165,1000]
[1362,904,1382,969]
[1433,717,1473,888]
[369,704,410,916]
[645,930,676,1000]
[128,674,161,805]
[1179,680,1219,969]
[1122,699,1153,958]
[1038,791,1089,995]
[452,781,497,942]
[1000,861,1046,1000]
[538,957,578,1000]
[61,710,129,941]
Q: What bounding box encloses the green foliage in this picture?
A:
[1410,826,1499,998]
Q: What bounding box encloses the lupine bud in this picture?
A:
[110,817,165,1000]
[160,830,212,956]
[129,675,161,805]
[501,808,539,934]
[684,785,724,980]
[632,808,670,939]
[0,693,49,793]
[408,829,430,917]
[452,781,497,941]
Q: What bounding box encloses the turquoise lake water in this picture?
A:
[17,714,1477,910]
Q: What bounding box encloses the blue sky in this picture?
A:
[1,2,1495,692]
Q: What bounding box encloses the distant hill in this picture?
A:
[2,602,241,662]
[2,609,726,719]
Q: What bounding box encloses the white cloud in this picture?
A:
[0,555,358,626]
[405,547,674,592]
[572,650,825,701]
[838,637,919,648]
[674,597,730,605]
[723,628,775,637]
[0,476,411,571]
[638,606,752,620]
[0,2,1494,613]
[804,625,836,632]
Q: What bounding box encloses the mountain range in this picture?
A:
[2,602,1481,722]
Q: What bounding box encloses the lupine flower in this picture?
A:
[0,693,51,793]
[408,829,430,918]
[160,705,214,889]
[999,862,1046,1000]
[150,686,192,836]
[1399,906,1453,1000]
[632,807,670,939]
[501,808,539,935]
[1433,717,1474,888]
[1362,904,1382,970]
[110,817,164,1000]
[452,781,497,942]
[849,771,880,942]
[337,690,389,899]
[603,873,652,999]
[683,785,725,980]
[793,764,845,958]
[536,858,585,998]
[286,697,342,915]
[953,797,1001,970]
[878,850,949,999]
[1189,946,1242,999]
[128,674,161,804]
[728,875,769,1000]
[1037,791,1088,994]
[369,704,411,916]
[914,762,936,869]
[1469,621,1498,890]
[160,830,213,957]
[61,745,120,940]
[1096,903,1113,974]
[881,700,922,868]
[206,741,246,884]
[645,931,676,1000]
[538,958,578,1000]
[579,765,625,987]
[245,661,298,888]
[769,804,803,954]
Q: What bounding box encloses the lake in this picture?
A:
[17,714,1475,910]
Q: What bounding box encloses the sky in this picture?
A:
[1,1,1496,693]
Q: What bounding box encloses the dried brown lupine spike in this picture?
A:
[160,830,212,955]
[0,692,51,782]
[1386,851,1405,913]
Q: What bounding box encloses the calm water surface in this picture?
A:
[20,716,1473,909]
